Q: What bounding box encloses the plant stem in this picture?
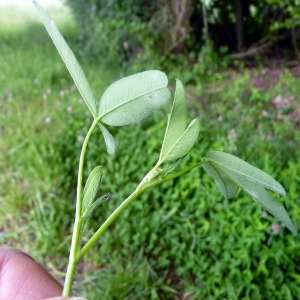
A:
[163,160,207,180]
[79,160,207,259]
[63,119,99,296]
[65,132,208,294]
[79,185,149,260]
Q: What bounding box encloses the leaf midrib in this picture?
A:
[213,161,285,195]
[159,119,198,163]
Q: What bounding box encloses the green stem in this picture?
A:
[163,160,207,181]
[63,119,99,296]
[79,159,207,259]
[79,186,144,259]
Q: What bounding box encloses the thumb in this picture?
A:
[44,297,87,300]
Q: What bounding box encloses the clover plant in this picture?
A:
[33,1,297,296]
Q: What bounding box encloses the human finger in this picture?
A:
[0,247,62,300]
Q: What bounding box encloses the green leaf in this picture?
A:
[161,157,185,178]
[206,152,296,235]
[160,79,187,159]
[159,118,200,163]
[99,124,116,154]
[208,151,286,196]
[82,194,109,221]
[219,167,297,235]
[98,70,171,126]
[82,166,102,216]
[203,161,239,199]
[33,1,97,118]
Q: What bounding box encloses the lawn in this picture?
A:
[1,2,300,299]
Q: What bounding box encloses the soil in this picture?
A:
[248,62,300,128]
[250,61,300,90]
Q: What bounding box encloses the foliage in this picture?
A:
[267,0,300,30]
[63,0,300,72]
[64,0,177,66]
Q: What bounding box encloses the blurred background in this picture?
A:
[1,0,300,299]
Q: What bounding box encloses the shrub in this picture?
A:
[64,0,194,70]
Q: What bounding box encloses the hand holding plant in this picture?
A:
[33,1,297,297]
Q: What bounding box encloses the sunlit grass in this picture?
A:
[0,0,112,272]
[0,6,126,298]
[0,0,71,28]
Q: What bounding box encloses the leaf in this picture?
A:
[82,194,109,221]
[158,80,200,164]
[98,70,171,126]
[33,1,97,117]
[206,152,296,235]
[159,118,200,163]
[160,79,187,159]
[219,166,297,235]
[82,166,102,216]
[203,161,239,199]
[162,157,185,178]
[99,124,116,154]
[208,151,286,196]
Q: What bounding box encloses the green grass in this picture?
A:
[0,0,120,285]
[1,2,300,299]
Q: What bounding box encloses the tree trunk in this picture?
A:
[202,0,209,49]
[235,0,245,52]
[167,0,192,53]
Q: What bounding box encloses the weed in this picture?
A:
[1,1,299,299]
[30,1,298,297]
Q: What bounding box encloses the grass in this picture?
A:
[1,2,300,299]
[0,0,120,284]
